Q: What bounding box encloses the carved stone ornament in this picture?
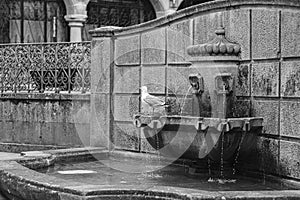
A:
[187,27,241,57]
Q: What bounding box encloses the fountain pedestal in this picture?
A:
[134,27,263,176]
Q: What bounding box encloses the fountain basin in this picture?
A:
[134,115,263,163]
[0,148,300,200]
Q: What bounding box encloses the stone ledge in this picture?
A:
[0,92,90,101]
[0,149,300,200]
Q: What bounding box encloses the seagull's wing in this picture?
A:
[144,95,165,107]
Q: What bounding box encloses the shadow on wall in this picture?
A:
[177,0,215,11]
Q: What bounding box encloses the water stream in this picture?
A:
[180,86,192,115]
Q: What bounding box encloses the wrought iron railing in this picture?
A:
[0,42,91,94]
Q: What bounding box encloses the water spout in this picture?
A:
[188,73,204,117]
[214,73,234,119]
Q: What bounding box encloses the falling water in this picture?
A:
[207,158,212,181]
[220,130,225,179]
[180,86,192,115]
[232,128,246,175]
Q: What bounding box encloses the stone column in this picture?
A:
[65,14,87,42]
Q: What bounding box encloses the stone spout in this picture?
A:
[189,73,204,117]
[214,73,234,118]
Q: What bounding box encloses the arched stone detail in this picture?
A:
[148,0,174,17]
[177,0,214,10]
[177,0,185,8]
[62,0,89,15]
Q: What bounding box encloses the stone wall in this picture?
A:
[0,94,90,152]
[91,0,300,180]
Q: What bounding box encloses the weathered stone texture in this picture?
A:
[113,95,139,121]
[281,11,300,58]
[112,122,139,151]
[167,66,198,96]
[280,101,300,139]
[141,28,166,64]
[167,20,192,63]
[281,61,300,97]
[91,94,109,147]
[115,35,140,65]
[251,100,279,135]
[232,100,250,118]
[280,140,300,179]
[258,138,279,174]
[224,9,251,60]
[194,12,222,45]
[140,136,157,153]
[164,97,193,116]
[194,10,250,60]
[236,64,250,96]
[141,66,165,94]
[252,9,279,59]
[252,62,279,97]
[114,66,140,93]
[241,138,279,175]
[91,39,112,93]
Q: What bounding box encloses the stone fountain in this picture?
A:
[134,27,263,176]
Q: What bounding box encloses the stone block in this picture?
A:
[140,136,157,153]
[236,64,250,96]
[280,140,300,179]
[251,100,279,135]
[252,9,279,59]
[141,28,166,64]
[232,100,250,118]
[115,35,140,65]
[36,102,46,122]
[2,101,14,122]
[112,122,139,151]
[114,66,140,94]
[165,96,193,116]
[22,122,41,144]
[141,66,166,94]
[241,137,279,175]
[39,122,55,145]
[72,123,90,146]
[280,101,300,139]
[69,101,90,124]
[0,122,15,142]
[53,123,83,146]
[113,95,139,122]
[167,66,198,96]
[90,94,110,147]
[281,61,300,97]
[43,102,53,122]
[194,12,222,45]
[281,11,300,57]
[252,62,279,97]
[224,9,251,60]
[91,38,112,93]
[167,20,192,63]
[258,138,279,174]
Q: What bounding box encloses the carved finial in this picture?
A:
[187,27,241,57]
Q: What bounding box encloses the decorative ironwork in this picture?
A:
[83,0,156,41]
[0,42,91,94]
[0,0,68,44]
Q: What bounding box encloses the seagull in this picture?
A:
[141,86,168,114]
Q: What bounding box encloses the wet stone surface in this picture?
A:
[36,158,295,192]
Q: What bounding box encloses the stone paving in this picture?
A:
[0,152,22,200]
[0,152,22,161]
